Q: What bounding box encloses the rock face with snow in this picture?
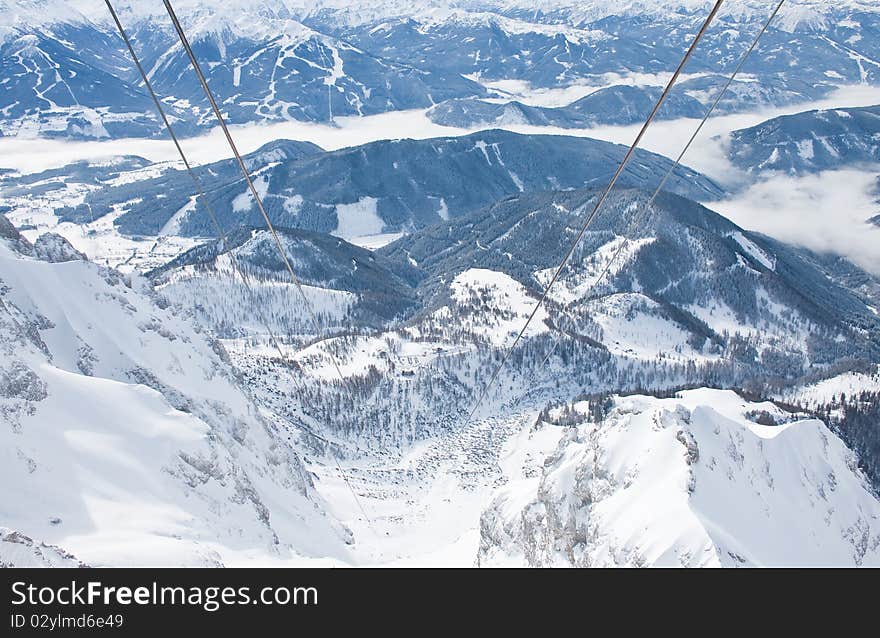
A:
[0,224,351,566]
[31,232,86,262]
[478,389,880,567]
[0,528,86,567]
[0,212,31,253]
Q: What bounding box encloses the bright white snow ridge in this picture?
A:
[479,389,880,567]
[0,229,352,567]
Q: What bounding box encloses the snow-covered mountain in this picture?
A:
[478,389,880,567]
[0,131,723,246]
[149,226,421,335]
[193,184,880,563]
[426,76,834,129]
[0,214,351,566]
[427,86,707,129]
[775,365,880,493]
[0,17,200,139]
[382,187,880,372]
[7,197,878,565]
[200,185,880,457]
[326,2,880,92]
[728,104,880,174]
[4,160,880,567]
[2,0,879,139]
[0,0,486,137]
[3,0,880,568]
[0,528,86,567]
[133,10,486,127]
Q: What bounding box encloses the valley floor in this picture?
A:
[285,381,880,567]
[307,409,547,566]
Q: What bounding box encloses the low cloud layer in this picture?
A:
[1,82,878,278]
[712,169,880,275]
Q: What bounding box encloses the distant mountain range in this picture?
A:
[326,3,880,90]
[728,105,880,174]
[427,86,707,128]
[0,130,724,240]
[428,76,835,129]
[1,0,878,139]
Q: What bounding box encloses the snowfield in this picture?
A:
[479,389,880,567]
[440,268,550,345]
[0,232,351,566]
[777,368,880,408]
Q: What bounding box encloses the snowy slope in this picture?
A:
[0,131,723,244]
[136,10,484,126]
[779,367,880,408]
[0,220,351,566]
[0,528,85,567]
[436,268,550,346]
[0,0,486,136]
[383,187,880,376]
[2,0,880,569]
[0,15,199,139]
[150,226,420,334]
[479,389,880,567]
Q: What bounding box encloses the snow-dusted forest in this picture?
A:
[2,0,880,567]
